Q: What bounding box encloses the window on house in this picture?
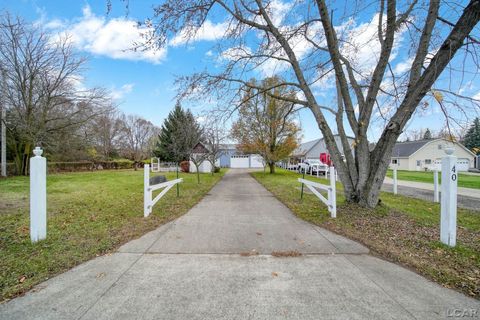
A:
[425,159,432,164]
[416,160,421,166]
[391,159,398,164]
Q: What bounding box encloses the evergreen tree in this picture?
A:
[463,117,480,154]
[423,128,432,140]
[155,102,202,162]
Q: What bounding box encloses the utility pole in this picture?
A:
[1,106,5,177]
[1,69,7,177]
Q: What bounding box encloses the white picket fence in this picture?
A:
[151,158,177,172]
[298,166,337,218]
[144,164,182,217]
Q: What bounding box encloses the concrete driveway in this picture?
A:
[1,169,478,319]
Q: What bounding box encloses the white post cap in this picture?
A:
[33,147,43,157]
[444,146,455,155]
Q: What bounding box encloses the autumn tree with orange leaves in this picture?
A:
[231,77,301,174]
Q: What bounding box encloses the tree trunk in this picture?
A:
[14,142,31,176]
[268,162,275,174]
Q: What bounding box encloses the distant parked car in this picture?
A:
[298,159,327,174]
[287,163,298,171]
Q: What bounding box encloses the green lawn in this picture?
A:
[252,169,480,299]
[0,169,224,302]
[386,169,480,189]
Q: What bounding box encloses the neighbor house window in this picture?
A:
[425,159,432,164]
[391,159,398,164]
[416,160,421,166]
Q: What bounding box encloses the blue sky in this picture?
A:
[2,0,479,143]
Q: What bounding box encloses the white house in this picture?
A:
[389,138,475,171]
[217,144,264,169]
[290,135,355,162]
[192,142,264,170]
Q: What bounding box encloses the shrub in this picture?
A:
[180,161,190,173]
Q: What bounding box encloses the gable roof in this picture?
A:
[391,138,476,158]
[293,139,321,157]
[292,135,355,157]
[192,142,210,154]
[391,140,431,157]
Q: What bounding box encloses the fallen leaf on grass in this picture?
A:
[256,232,262,236]
[18,276,26,283]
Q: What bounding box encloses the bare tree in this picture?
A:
[190,142,209,183]
[202,116,227,174]
[120,114,157,169]
[89,107,124,160]
[0,13,108,174]
[137,0,480,207]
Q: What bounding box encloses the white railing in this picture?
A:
[151,158,177,172]
[144,164,183,217]
[298,166,337,218]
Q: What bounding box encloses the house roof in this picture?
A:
[391,138,476,158]
[219,143,237,150]
[292,139,321,157]
[391,140,431,157]
[192,142,210,154]
[292,135,355,157]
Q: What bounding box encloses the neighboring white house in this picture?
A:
[194,143,264,169]
[290,135,355,162]
[230,154,264,169]
[389,138,475,171]
[216,144,264,169]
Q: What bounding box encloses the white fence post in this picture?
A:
[433,169,439,203]
[144,164,151,217]
[440,147,457,247]
[329,166,336,218]
[393,167,398,195]
[30,147,46,243]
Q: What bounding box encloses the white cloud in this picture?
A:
[170,20,229,46]
[220,46,252,60]
[111,83,135,100]
[340,14,405,77]
[53,5,166,64]
[473,92,480,101]
[267,0,293,26]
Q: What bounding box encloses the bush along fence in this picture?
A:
[3,159,141,175]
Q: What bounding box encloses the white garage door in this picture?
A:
[230,155,249,168]
[456,158,470,171]
[250,155,264,168]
